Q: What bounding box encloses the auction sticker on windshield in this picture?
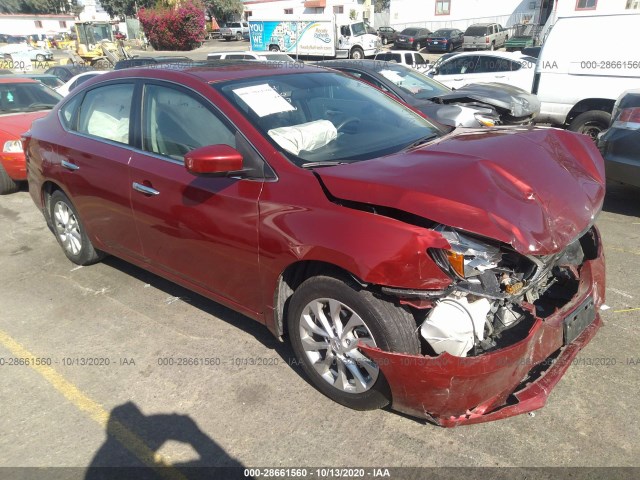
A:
[233,83,295,117]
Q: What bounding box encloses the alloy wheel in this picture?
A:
[299,298,378,394]
[53,201,82,256]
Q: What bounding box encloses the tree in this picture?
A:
[99,0,155,20]
[139,0,205,50]
[0,0,83,14]
[374,0,390,13]
[203,0,243,23]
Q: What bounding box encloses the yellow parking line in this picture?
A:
[0,328,186,480]
[613,307,640,313]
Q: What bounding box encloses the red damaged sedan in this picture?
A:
[0,78,61,194]
[24,62,606,426]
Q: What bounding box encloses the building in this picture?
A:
[0,13,76,36]
[78,0,111,22]
[389,0,640,31]
[242,0,374,24]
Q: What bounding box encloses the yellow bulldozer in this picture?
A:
[72,21,132,68]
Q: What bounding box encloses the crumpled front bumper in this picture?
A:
[360,237,605,427]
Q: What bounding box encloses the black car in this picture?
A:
[598,89,640,188]
[394,28,431,51]
[377,26,398,45]
[426,29,464,52]
[318,59,540,128]
[44,65,94,83]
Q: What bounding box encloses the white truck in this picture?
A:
[533,13,640,139]
[248,15,380,59]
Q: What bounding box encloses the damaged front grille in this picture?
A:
[418,226,597,357]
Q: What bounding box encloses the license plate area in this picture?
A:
[563,296,595,345]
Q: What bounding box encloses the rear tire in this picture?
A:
[415,41,422,51]
[382,37,388,45]
[568,110,611,142]
[236,32,243,41]
[447,42,453,52]
[50,190,104,266]
[288,275,419,411]
[269,45,280,52]
[36,54,46,62]
[0,164,19,195]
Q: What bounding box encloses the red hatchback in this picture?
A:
[24,62,606,426]
[0,78,61,194]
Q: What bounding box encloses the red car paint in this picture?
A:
[0,78,56,182]
[0,110,49,180]
[24,64,606,424]
[361,234,605,426]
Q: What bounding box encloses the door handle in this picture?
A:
[132,182,160,196]
[61,160,79,171]
[495,75,506,78]
[453,78,463,81]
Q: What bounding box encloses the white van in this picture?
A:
[533,13,640,139]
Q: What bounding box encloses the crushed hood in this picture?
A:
[316,128,605,255]
[0,111,49,138]
[433,82,540,118]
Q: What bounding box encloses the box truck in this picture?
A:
[248,15,380,59]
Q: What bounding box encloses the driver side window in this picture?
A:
[142,84,236,161]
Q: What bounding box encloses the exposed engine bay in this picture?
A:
[410,225,598,358]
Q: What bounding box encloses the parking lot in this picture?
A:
[1,174,639,477]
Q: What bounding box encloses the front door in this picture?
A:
[128,82,265,314]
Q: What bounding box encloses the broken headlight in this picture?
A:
[430,226,502,279]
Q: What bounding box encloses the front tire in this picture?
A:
[269,45,280,52]
[288,275,419,411]
[0,164,19,195]
[382,37,388,45]
[350,47,364,59]
[50,190,104,265]
[36,54,46,62]
[236,32,243,41]
[568,110,611,142]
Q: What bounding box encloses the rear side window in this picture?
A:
[60,95,82,129]
[78,83,134,145]
[404,53,414,65]
[465,26,488,36]
[475,56,511,73]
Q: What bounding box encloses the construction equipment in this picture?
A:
[74,22,131,68]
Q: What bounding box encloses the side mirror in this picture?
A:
[184,144,244,176]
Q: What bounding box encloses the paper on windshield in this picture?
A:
[378,69,405,86]
[232,84,295,117]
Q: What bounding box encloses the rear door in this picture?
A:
[57,81,143,259]
[128,81,265,313]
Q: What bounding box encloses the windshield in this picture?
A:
[0,82,61,113]
[216,72,441,166]
[374,63,450,99]
[351,22,366,37]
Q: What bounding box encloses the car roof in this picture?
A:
[468,23,493,26]
[83,60,326,85]
[448,51,528,59]
[376,50,418,55]
[0,77,38,84]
